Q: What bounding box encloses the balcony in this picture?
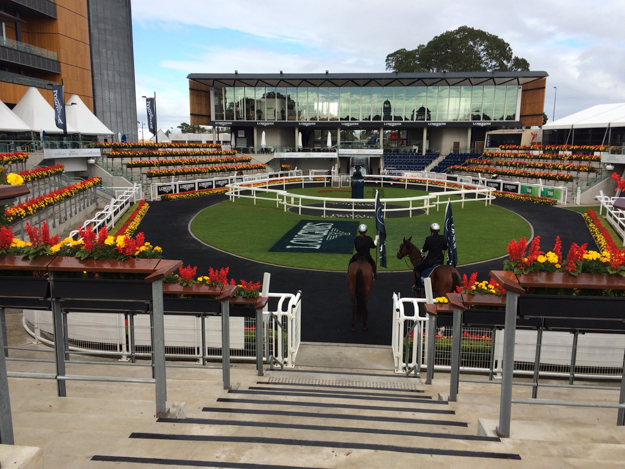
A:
[2,0,57,19]
[0,69,57,88]
[0,37,60,74]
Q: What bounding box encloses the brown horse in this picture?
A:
[396,237,461,297]
[347,260,372,331]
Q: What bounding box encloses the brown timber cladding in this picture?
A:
[520,77,546,128]
[0,0,93,110]
[189,80,211,125]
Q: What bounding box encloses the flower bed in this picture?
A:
[161,187,228,201]
[146,164,266,178]
[91,142,221,150]
[4,177,101,223]
[111,200,149,237]
[466,158,596,172]
[110,149,236,159]
[449,165,573,182]
[492,191,557,205]
[126,156,250,168]
[584,209,620,253]
[499,144,609,152]
[165,265,261,298]
[281,164,291,171]
[482,151,600,162]
[0,152,29,165]
[18,164,65,182]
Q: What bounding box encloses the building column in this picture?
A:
[422,128,427,155]
[253,126,258,153]
[467,127,472,153]
[380,127,383,149]
[295,126,298,152]
[213,126,217,145]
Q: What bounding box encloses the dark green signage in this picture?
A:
[270,220,359,254]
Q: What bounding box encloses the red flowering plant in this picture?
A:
[611,172,625,193]
[52,226,162,261]
[163,265,237,288]
[234,279,262,298]
[456,272,506,296]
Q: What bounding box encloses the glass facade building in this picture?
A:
[212,84,520,123]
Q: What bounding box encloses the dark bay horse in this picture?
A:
[347,260,372,331]
[397,237,461,297]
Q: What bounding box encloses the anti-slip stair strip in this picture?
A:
[158,417,500,442]
[255,383,427,396]
[202,407,467,427]
[92,455,322,468]
[216,398,454,414]
[268,368,410,379]
[232,389,445,405]
[128,433,521,460]
[266,376,422,390]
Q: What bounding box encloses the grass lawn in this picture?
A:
[191,186,531,271]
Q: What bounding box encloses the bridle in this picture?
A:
[397,241,419,269]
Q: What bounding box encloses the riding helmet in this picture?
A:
[358,223,368,233]
[430,223,441,232]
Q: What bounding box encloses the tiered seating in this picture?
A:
[383,150,439,172]
[431,153,482,173]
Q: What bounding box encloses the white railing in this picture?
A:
[227,173,494,218]
[596,190,625,246]
[68,183,143,239]
[392,278,434,374]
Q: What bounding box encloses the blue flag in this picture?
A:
[444,200,457,267]
[375,190,387,268]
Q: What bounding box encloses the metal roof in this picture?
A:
[187,71,548,88]
[543,103,625,130]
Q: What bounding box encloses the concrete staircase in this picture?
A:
[5,332,625,467]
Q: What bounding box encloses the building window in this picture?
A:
[339,87,350,121]
[297,87,307,120]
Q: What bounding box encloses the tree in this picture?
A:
[542,112,548,126]
[385,26,530,73]
[177,122,208,134]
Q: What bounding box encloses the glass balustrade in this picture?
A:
[0,37,58,61]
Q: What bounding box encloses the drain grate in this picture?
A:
[267,377,421,390]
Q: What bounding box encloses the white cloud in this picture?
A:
[131,0,625,130]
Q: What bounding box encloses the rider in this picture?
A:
[348,223,378,281]
[413,222,448,292]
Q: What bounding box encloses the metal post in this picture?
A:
[618,349,625,426]
[426,312,436,385]
[221,299,231,389]
[449,306,462,401]
[0,306,14,444]
[62,311,70,361]
[532,327,543,399]
[200,315,206,367]
[497,291,520,438]
[0,307,7,358]
[256,308,264,376]
[489,328,497,381]
[151,279,168,418]
[129,313,136,364]
[569,331,579,386]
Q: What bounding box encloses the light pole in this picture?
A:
[137,121,144,142]
[552,87,557,123]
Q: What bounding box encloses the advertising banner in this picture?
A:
[270,220,358,254]
[214,178,229,188]
[157,184,175,196]
[540,187,561,199]
[502,182,520,193]
[197,180,215,190]
[146,97,157,135]
[52,85,66,133]
[177,182,196,193]
[521,185,539,196]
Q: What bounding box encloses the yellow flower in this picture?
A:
[104,236,115,246]
[115,236,126,246]
[537,255,547,263]
[6,173,24,185]
[154,246,162,252]
[435,297,448,304]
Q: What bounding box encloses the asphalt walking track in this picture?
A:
[138,195,596,346]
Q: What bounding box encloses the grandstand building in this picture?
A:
[187,71,548,172]
[0,0,137,141]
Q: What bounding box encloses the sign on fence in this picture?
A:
[157,184,174,196]
[198,180,214,190]
[177,182,196,193]
[215,178,229,188]
[502,182,520,193]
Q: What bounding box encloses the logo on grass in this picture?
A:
[270,220,359,254]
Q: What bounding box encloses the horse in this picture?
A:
[347,260,372,331]
[396,236,461,297]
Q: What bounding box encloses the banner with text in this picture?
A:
[52,85,66,133]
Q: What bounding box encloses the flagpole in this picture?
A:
[375,189,379,267]
[154,92,158,144]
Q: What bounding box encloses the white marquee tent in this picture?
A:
[12,87,78,134]
[66,94,113,136]
[0,99,31,133]
[544,103,625,130]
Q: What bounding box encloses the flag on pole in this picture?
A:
[444,200,457,267]
[375,190,387,268]
[146,97,157,135]
[51,85,66,133]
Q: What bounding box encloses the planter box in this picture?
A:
[0,276,49,299]
[163,297,221,314]
[518,294,625,321]
[51,278,152,301]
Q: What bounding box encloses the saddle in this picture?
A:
[418,264,440,285]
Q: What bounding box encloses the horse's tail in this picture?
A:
[356,267,366,318]
[451,269,461,294]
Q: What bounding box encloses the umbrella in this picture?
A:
[298,132,303,149]
[327,131,332,148]
[261,130,266,148]
[231,132,236,148]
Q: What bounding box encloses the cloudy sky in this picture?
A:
[131,0,625,138]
